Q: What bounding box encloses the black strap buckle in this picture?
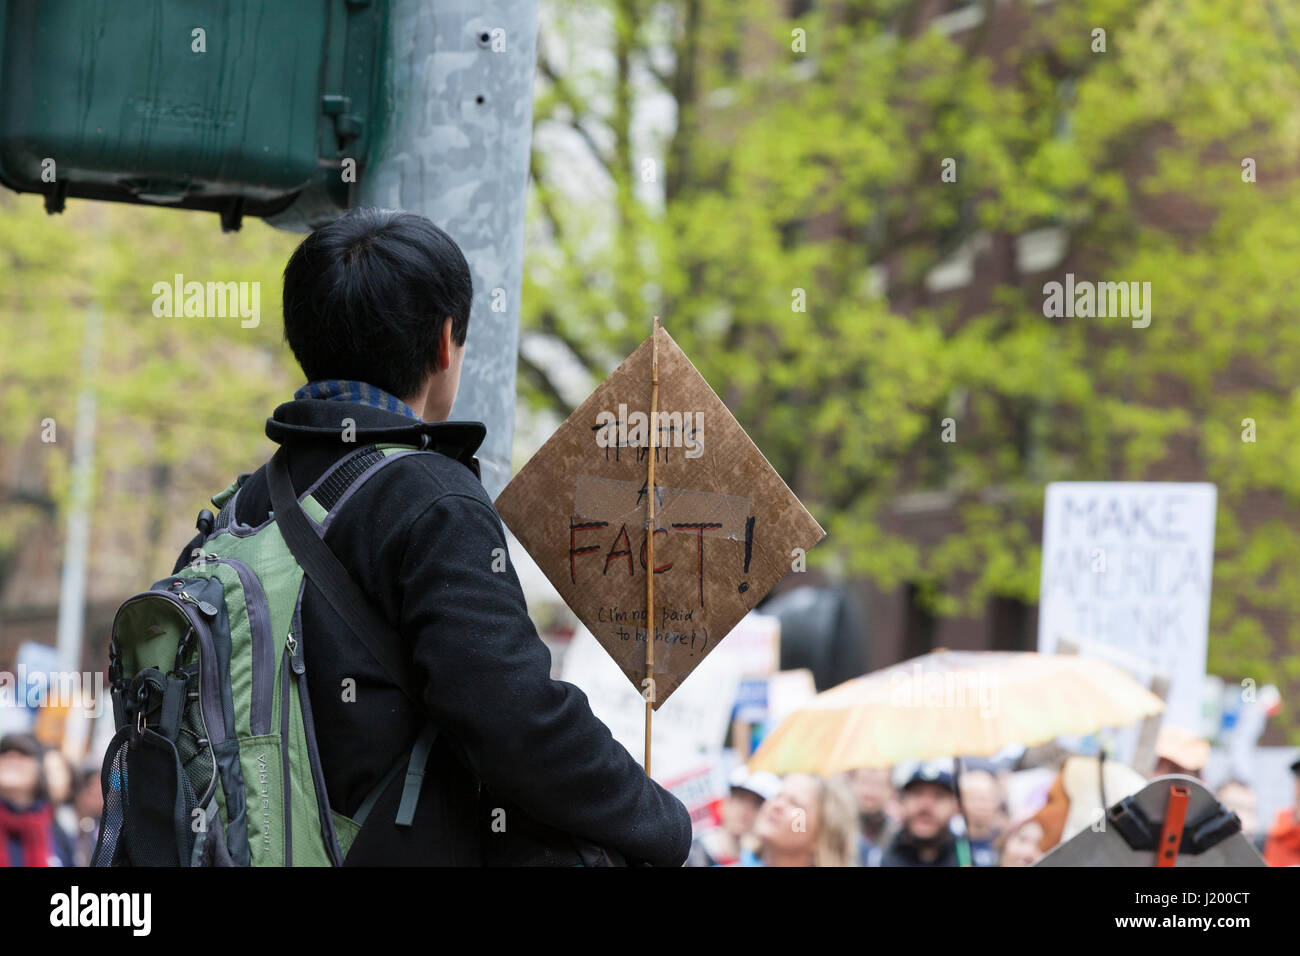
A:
[1107,794,1242,855]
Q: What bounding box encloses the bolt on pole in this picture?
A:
[358,0,540,499]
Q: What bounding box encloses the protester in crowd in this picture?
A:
[685,766,780,866]
[996,814,1046,867]
[958,766,1005,866]
[42,748,79,855]
[742,773,859,866]
[1215,779,1264,853]
[1262,756,1300,867]
[0,733,73,866]
[880,766,960,867]
[163,209,690,866]
[846,766,898,866]
[71,764,104,867]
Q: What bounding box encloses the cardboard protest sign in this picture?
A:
[496,324,824,708]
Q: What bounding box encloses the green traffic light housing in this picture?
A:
[0,0,385,232]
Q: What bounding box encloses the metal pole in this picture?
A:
[953,755,972,866]
[358,0,539,499]
[55,303,102,759]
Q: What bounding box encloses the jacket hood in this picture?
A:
[266,399,486,479]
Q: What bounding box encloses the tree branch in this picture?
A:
[535,48,614,175]
[517,349,570,413]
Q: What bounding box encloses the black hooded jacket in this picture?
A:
[173,397,692,866]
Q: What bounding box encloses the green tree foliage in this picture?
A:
[524,0,1300,736]
[0,194,299,591]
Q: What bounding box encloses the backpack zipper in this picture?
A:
[111,590,221,810]
[114,590,224,753]
[281,632,294,867]
[190,553,275,736]
[176,590,219,617]
[286,628,346,866]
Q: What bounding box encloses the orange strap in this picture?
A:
[1155,784,1190,867]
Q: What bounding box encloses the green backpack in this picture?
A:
[92,443,437,867]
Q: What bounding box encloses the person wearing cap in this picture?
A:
[685,766,781,866]
[1262,755,1300,867]
[880,766,960,867]
[0,733,74,867]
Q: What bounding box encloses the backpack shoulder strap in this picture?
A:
[352,723,438,829]
[268,445,439,833]
[267,445,423,708]
[296,442,426,531]
[211,474,249,511]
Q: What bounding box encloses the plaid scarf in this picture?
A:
[294,380,421,420]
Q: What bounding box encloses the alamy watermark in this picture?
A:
[151,273,260,328]
[50,886,151,936]
[594,404,704,459]
[889,664,1000,718]
[0,667,106,718]
[1042,273,1151,328]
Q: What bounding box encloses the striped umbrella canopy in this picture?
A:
[747,649,1164,776]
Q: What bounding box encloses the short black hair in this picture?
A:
[282,207,472,400]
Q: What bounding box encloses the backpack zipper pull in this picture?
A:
[287,632,304,675]
[178,590,219,618]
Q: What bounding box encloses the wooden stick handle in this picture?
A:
[644,317,660,775]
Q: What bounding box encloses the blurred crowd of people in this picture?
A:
[685,743,1300,867]
[3,723,1298,867]
[0,733,102,867]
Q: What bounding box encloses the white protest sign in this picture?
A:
[659,762,729,827]
[765,668,817,728]
[561,621,743,781]
[1038,482,1217,730]
[724,612,780,723]
[723,613,780,679]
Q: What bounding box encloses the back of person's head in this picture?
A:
[282,207,473,401]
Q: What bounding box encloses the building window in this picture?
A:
[932,1,986,37]
[988,595,1033,651]
[904,582,938,659]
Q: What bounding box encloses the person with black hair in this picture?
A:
[880,767,961,867]
[174,207,691,866]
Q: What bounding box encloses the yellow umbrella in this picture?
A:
[748,649,1164,776]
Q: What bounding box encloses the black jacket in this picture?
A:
[879,828,960,867]
[173,397,692,866]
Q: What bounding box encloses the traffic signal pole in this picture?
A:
[358,0,539,499]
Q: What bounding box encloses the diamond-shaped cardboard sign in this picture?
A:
[496,324,825,708]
